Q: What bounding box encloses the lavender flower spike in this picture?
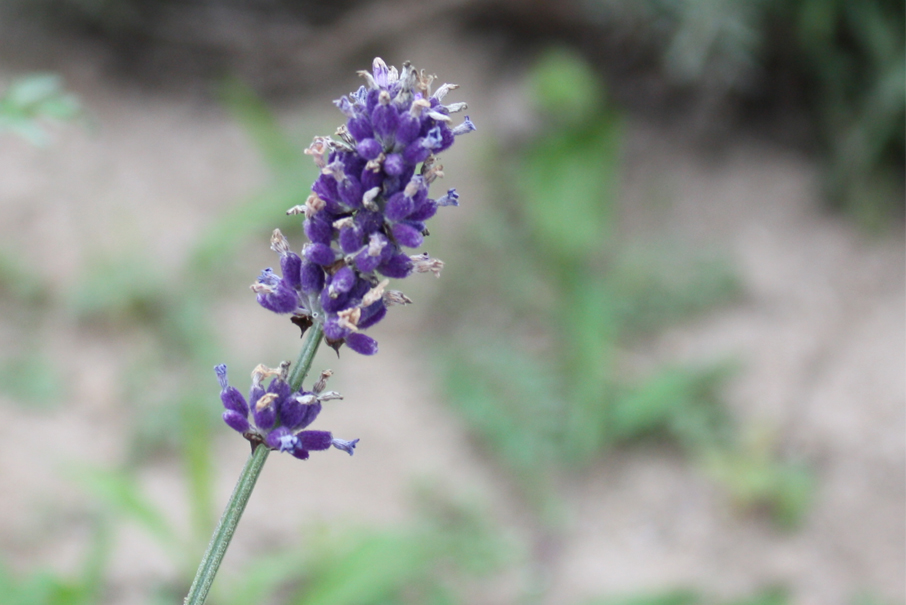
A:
[213,363,358,461]
[252,58,475,355]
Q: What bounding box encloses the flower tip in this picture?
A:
[332,437,359,456]
[214,364,228,389]
[437,188,459,207]
[333,95,355,117]
[452,116,476,136]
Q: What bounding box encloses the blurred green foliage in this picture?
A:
[439,47,810,526]
[276,494,510,605]
[585,586,788,605]
[0,247,51,305]
[589,0,905,226]
[0,350,64,407]
[77,457,511,604]
[702,426,814,529]
[0,77,77,407]
[776,0,905,227]
[0,519,109,605]
[849,593,902,605]
[0,74,81,146]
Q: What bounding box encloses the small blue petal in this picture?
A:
[214,364,229,390]
[331,438,360,456]
[436,188,459,207]
[333,95,355,117]
[452,116,476,136]
[278,433,298,452]
[257,267,281,287]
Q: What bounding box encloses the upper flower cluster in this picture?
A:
[215,363,358,459]
[252,58,475,355]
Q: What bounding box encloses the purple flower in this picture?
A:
[331,438,360,456]
[254,58,474,354]
[214,364,358,460]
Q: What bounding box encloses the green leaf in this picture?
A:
[516,117,621,263]
[530,47,605,122]
[0,560,100,605]
[703,428,814,529]
[560,280,619,462]
[5,74,66,107]
[224,492,509,605]
[0,118,49,146]
[0,73,81,146]
[612,363,734,449]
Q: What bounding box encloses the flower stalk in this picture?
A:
[184,325,323,605]
[288,322,323,391]
[183,441,269,605]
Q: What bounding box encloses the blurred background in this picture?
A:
[0,1,903,604]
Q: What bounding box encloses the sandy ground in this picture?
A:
[0,25,902,605]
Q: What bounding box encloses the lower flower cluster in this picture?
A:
[215,363,358,459]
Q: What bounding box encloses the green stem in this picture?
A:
[288,322,324,391]
[183,443,269,605]
[184,323,323,605]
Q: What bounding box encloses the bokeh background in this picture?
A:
[0,1,903,604]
